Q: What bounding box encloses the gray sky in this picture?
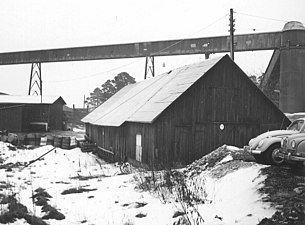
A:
[0,0,304,107]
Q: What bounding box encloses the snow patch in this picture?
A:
[72,127,85,133]
[191,164,274,224]
[226,145,242,151]
[219,154,233,164]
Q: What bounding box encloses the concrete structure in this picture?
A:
[261,21,305,113]
[280,22,305,113]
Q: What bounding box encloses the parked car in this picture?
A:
[244,118,305,165]
[279,132,305,167]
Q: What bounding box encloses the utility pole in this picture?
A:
[229,8,235,60]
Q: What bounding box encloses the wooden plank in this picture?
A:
[97,146,114,155]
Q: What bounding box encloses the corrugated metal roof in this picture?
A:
[82,56,223,126]
[0,95,65,104]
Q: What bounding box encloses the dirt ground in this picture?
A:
[258,165,305,225]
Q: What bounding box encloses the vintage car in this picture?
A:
[244,118,305,165]
[279,132,305,167]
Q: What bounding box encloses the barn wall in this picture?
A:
[49,102,64,130]
[86,122,155,165]
[22,104,52,131]
[22,103,64,131]
[85,123,125,162]
[154,56,289,165]
[124,122,155,166]
[0,105,23,131]
[0,100,65,132]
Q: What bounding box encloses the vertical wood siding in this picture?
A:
[86,56,290,166]
[0,102,64,132]
[154,57,289,165]
[0,105,23,131]
[87,122,155,165]
[23,103,64,130]
[49,102,64,130]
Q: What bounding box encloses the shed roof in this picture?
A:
[0,95,66,105]
[82,56,224,127]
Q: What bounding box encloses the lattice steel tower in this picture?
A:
[28,62,42,96]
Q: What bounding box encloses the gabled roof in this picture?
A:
[82,56,224,127]
[0,95,66,105]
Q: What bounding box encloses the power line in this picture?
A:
[43,14,229,84]
[43,59,141,83]
[190,13,229,36]
[152,13,229,54]
[235,11,289,23]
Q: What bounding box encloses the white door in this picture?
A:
[136,134,142,162]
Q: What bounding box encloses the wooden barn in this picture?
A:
[82,55,290,166]
[0,95,66,132]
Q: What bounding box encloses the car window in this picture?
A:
[288,120,304,131]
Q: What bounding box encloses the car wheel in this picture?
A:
[266,144,284,165]
[253,154,268,164]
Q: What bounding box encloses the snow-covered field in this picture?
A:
[0,143,275,225]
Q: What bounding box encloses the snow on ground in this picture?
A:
[0,143,175,225]
[192,165,274,224]
[0,142,275,225]
[72,127,85,133]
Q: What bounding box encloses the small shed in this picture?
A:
[82,55,290,166]
[0,95,66,132]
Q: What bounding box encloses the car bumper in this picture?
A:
[277,152,305,162]
[244,146,262,154]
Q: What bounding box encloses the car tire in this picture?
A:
[253,154,268,164]
[266,144,284,165]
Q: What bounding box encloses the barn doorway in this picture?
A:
[174,127,192,163]
[136,134,142,162]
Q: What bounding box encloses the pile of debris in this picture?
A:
[0,130,18,145]
[184,145,255,178]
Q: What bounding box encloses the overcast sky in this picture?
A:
[0,0,304,107]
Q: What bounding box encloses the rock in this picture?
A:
[42,209,65,220]
[134,202,147,208]
[135,212,147,218]
[215,215,223,221]
[172,210,185,218]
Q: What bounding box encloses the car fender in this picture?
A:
[297,140,305,155]
[258,137,282,153]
